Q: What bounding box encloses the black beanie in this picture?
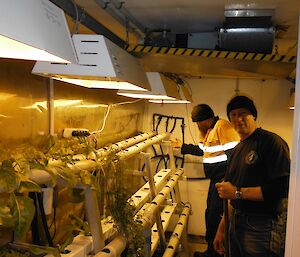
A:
[191,104,214,122]
[227,95,257,120]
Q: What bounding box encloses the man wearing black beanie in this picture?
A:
[178,103,239,257]
[214,95,290,257]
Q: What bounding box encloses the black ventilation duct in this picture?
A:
[217,12,275,54]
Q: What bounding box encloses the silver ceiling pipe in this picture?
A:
[94,0,146,42]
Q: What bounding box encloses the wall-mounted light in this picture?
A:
[0,0,77,63]
[117,72,180,100]
[32,34,150,91]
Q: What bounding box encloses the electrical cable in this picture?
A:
[165,117,170,132]
[37,192,54,247]
[185,104,197,144]
[29,192,41,245]
[91,105,111,135]
[91,99,142,136]
[170,119,177,133]
[50,207,57,241]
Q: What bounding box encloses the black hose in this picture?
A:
[37,192,54,247]
[29,192,41,245]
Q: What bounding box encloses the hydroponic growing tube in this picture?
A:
[93,168,184,257]
[93,235,127,257]
[7,132,171,256]
[140,168,184,228]
[162,204,191,257]
[10,132,167,188]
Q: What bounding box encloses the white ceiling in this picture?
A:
[74,0,299,79]
[117,0,299,38]
[77,0,300,39]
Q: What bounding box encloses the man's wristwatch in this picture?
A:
[235,187,243,200]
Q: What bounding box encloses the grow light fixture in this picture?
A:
[32,34,150,91]
[0,0,77,63]
[149,83,192,104]
[117,72,180,100]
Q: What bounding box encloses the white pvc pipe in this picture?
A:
[94,235,127,257]
[118,133,169,160]
[73,131,157,161]
[141,168,184,228]
[48,78,54,136]
[162,204,191,257]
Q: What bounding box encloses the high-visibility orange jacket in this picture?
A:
[182,117,240,180]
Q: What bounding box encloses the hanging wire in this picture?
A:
[185,104,197,144]
[90,105,112,137]
[90,99,143,136]
[234,78,240,95]
[70,0,80,36]
[125,17,130,47]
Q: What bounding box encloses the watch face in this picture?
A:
[235,190,242,200]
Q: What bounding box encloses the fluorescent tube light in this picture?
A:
[53,78,147,91]
[117,91,176,100]
[149,99,191,104]
[0,0,77,63]
[149,83,192,104]
[117,72,180,100]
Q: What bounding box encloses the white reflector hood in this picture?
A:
[32,35,150,91]
[0,0,77,63]
[117,72,181,99]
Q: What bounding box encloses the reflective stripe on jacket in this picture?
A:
[200,119,239,164]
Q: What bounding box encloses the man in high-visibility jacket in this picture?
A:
[181,104,239,257]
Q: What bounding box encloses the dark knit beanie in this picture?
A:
[191,104,214,122]
[227,95,257,120]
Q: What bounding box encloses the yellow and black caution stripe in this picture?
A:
[126,45,297,64]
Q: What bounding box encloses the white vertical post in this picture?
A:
[163,141,182,204]
[285,14,300,257]
[85,187,105,253]
[142,152,166,250]
[47,78,54,136]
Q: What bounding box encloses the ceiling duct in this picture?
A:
[32,34,150,91]
[217,8,275,53]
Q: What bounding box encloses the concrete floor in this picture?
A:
[175,235,208,257]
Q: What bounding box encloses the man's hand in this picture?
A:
[215,181,236,200]
[214,229,225,255]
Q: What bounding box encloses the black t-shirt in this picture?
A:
[227,128,290,214]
